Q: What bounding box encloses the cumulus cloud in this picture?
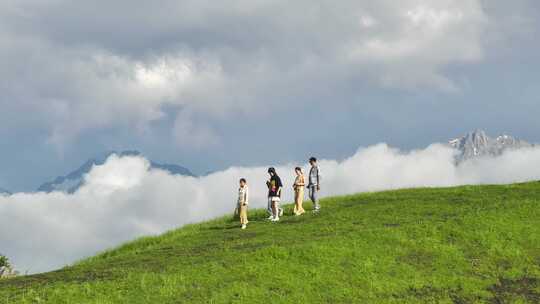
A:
[0,0,502,144]
[173,109,221,149]
[2,143,540,274]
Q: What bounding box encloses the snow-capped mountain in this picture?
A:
[449,130,534,162]
[37,151,195,193]
[0,187,11,195]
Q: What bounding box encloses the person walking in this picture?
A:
[237,178,249,229]
[293,167,306,216]
[266,167,283,221]
[308,157,321,212]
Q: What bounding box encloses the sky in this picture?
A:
[0,0,539,192]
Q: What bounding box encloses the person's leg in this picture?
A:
[313,187,320,211]
[239,205,244,225]
[272,199,278,220]
[240,205,247,226]
[294,190,300,215]
[298,188,305,214]
[309,185,315,204]
[267,197,273,218]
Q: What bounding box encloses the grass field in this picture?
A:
[1,182,539,303]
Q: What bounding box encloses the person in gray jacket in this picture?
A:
[308,157,321,212]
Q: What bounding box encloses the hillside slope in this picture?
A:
[1,183,539,303]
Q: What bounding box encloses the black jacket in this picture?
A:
[267,175,283,197]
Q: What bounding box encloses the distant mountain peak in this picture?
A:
[37,151,195,193]
[449,130,533,162]
[0,187,11,195]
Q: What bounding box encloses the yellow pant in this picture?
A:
[239,204,248,225]
[294,188,305,215]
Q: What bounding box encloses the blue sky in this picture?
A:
[0,0,539,192]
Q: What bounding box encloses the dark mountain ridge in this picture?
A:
[37,150,195,193]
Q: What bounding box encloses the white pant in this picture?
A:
[268,197,282,216]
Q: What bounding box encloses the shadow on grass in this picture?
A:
[489,277,540,304]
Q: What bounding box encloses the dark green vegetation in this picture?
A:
[0,255,10,269]
[1,182,539,303]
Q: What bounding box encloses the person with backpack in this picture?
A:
[308,157,321,212]
[293,167,306,216]
[266,167,283,221]
[236,178,249,229]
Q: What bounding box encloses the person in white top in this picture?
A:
[237,178,249,229]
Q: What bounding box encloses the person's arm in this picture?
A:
[299,175,305,186]
[244,187,249,205]
[277,177,283,195]
[316,167,321,190]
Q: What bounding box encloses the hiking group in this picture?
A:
[235,157,321,229]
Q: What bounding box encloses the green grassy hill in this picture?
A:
[1,182,540,303]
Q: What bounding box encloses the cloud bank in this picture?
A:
[0,0,495,145]
[2,143,540,273]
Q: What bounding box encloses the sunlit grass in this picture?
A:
[1,182,539,303]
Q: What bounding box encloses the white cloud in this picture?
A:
[173,110,220,149]
[2,143,540,274]
[345,1,486,90]
[0,0,501,144]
